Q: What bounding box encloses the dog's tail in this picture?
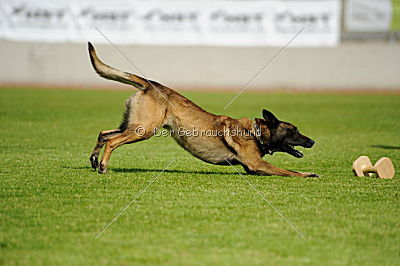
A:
[88,42,149,91]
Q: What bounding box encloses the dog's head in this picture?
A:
[256,109,315,158]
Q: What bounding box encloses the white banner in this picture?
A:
[133,1,205,45]
[70,1,137,44]
[345,0,392,32]
[0,0,341,47]
[269,0,341,46]
[1,0,77,42]
[201,1,271,46]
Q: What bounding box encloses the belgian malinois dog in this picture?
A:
[88,43,318,177]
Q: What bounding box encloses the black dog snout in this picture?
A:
[305,139,315,148]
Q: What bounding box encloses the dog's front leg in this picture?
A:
[242,159,319,178]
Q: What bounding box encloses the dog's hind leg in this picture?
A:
[90,129,121,170]
[98,127,153,174]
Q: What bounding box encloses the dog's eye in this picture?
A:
[278,128,287,134]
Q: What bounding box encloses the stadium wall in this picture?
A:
[0,40,399,90]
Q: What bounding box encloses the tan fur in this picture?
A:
[88,42,317,177]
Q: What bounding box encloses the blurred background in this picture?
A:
[0,0,399,91]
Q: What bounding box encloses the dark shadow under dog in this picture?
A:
[63,165,238,176]
[370,145,400,150]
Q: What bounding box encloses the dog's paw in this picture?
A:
[98,163,107,174]
[90,154,99,170]
[300,172,320,178]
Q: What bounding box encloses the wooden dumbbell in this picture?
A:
[352,156,395,179]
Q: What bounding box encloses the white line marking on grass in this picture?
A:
[223,27,305,110]
[94,159,175,239]
[225,160,306,239]
[95,27,176,109]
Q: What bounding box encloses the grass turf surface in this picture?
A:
[1,87,399,265]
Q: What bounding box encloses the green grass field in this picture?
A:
[1,87,399,265]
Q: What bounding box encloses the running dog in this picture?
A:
[88,43,318,177]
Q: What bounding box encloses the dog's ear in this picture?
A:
[262,109,279,127]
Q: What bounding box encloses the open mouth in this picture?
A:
[286,145,303,158]
[268,140,314,158]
